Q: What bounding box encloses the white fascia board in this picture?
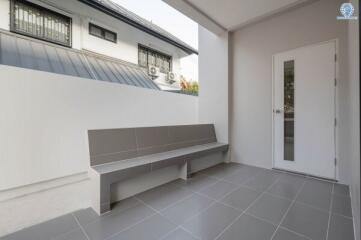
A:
[162,0,226,35]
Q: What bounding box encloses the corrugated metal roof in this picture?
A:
[0,31,160,90]
[78,0,198,55]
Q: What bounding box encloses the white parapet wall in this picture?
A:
[0,65,199,236]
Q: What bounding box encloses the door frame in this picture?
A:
[271,39,339,180]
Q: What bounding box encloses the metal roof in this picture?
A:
[0,31,161,90]
[78,0,198,55]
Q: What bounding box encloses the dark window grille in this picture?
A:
[138,45,172,73]
[89,23,117,43]
[10,0,71,47]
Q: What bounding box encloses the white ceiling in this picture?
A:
[165,0,312,32]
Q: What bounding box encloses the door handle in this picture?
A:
[274,109,283,114]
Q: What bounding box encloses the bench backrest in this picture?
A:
[88,124,217,166]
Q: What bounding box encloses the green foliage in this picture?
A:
[180,76,199,96]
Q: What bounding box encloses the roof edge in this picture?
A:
[77,0,199,55]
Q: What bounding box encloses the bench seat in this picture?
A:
[88,124,228,215]
[92,142,228,174]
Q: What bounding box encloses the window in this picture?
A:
[138,45,172,73]
[89,23,117,43]
[10,0,71,47]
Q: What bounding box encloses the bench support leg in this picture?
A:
[179,160,188,180]
[89,168,111,215]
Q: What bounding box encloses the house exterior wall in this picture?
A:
[230,0,351,183]
[0,0,190,86]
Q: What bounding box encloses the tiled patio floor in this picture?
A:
[1,163,355,240]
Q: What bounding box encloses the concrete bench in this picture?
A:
[87,124,229,215]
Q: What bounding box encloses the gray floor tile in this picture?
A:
[199,180,238,200]
[222,165,262,185]
[161,193,214,225]
[83,203,155,240]
[217,214,276,240]
[182,202,241,239]
[272,228,309,240]
[243,171,280,191]
[108,214,176,240]
[73,198,140,227]
[136,182,193,210]
[267,177,304,200]
[304,178,333,193]
[111,197,141,213]
[3,165,355,240]
[246,193,292,225]
[333,184,350,197]
[197,164,227,177]
[332,194,353,217]
[175,173,218,192]
[296,180,332,211]
[161,228,197,240]
[0,229,33,240]
[220,186,261,211]
[73,208,100,226]
[1,214,79,240]
[198,163,240,179]
[281,202,329,240]
[328,214,355,240]
[52,229,88,240]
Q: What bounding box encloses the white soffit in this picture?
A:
[164,0,313,33]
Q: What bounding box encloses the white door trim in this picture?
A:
[271,39,339,180]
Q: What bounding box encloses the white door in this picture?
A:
[273,41,336,180]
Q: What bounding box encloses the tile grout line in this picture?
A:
[212,171,353,234]
[157,227,180,240]
[292,196,352,219]
[128,171,237,239]
[158,226,200,240]
[239,176,352,218]
[158,192,196,212]
[104,212,158,240]
[270,179,307,240]
[71,213,91,240]
[326,183,335,240]
[134,196,201,240]
[263,190,353,219]
[106,168,342,240]
[213,175,283,240]
[243,211,312,240]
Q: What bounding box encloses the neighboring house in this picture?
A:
[0,0,198,91]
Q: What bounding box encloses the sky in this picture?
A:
[112,0,199,81]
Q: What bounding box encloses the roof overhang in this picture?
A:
[163,0,226,35]
[77,0,199,55]
[163,0,314,35]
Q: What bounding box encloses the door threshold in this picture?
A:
[272,168,337,183]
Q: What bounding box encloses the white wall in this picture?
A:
[198,26,229,146]
[0,0,9,30]
[230,0,351,183]
[0,65,198,190]
[0,176,91,237]
[348,0,360,238]
[0,65,199,236]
